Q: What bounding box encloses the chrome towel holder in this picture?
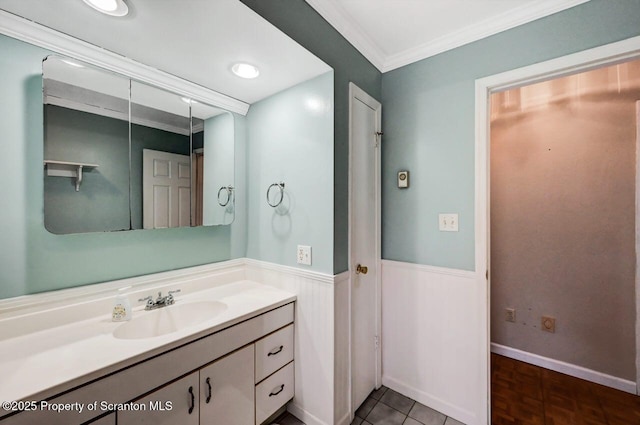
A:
[267,182,285,207]
[217,185,234,207]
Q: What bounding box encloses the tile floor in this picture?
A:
[352,387,465,425]
[270,387,465,425]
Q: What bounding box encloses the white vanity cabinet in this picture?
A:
[200,345,255,425]
[119,373,199,425]
[119,345,255,425]
[0,302,294,425]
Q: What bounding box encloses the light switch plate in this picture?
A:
[297,245,312,265]
[438,213,459,232]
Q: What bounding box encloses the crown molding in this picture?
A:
[0,10,250,115]
[305,0,591,74]
[304,0,386,70]
[382,0,591,72]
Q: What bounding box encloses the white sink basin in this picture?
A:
[113,301,228,339]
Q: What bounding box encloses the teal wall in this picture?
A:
[203,113,235,226]
[230,114,248,259]
[381,0,640,270]
[246,72,334,273]
[241,0,382,274]
[0,34,231,299]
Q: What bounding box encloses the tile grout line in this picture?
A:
[357,386,459,425]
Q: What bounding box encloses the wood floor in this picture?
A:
[491,353,640,425]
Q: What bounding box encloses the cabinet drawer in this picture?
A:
[255,324,294,383]
[255,362,294,425]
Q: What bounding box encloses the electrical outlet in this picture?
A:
[541,316,556,333]
[438,213,459,232]
[505,308,516,323]
[297,245,311,266]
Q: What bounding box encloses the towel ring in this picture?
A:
[217,185,234,207]
[267,182,285,207]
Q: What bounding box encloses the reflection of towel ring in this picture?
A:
[217,185,234,207]
[267,182,285,207]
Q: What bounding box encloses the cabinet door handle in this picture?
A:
[188,386,195,414]
[268,345,284,356]
[269,384,285,397]
[205,377,212,403]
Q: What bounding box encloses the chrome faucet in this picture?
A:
[138,289,181,310]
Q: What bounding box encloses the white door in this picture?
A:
[143,149,191,229]
[349,83,382,413]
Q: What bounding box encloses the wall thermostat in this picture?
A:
[398,170,409,188]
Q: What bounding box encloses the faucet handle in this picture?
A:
[167,289,180,305]
[138,295,152,303]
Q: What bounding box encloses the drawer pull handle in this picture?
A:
[269,384,285,397]
[268,345,284,356]
[188,386,195,414]
[205,377,212,403]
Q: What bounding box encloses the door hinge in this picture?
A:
[374,335,380,349]
[486,269,489,280]
[374,131,383,148]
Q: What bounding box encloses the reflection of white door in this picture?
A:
[349,83,382,414]
[143,149,191,229]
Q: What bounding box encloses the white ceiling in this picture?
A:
[305,0,591,72]
[0,0,331,105]
[0,0,592,99]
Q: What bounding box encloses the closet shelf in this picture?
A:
[44,160,99,192]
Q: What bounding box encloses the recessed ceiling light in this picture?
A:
[81,0,129,17]
[231,63,260,79]
[61,59,85,68]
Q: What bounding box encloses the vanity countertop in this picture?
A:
[0,280,296,406]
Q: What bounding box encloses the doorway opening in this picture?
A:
[489,57,640,424]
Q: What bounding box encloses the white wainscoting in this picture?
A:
[244,259,338,425]
[381,260,484,425]
[333,271,351,425]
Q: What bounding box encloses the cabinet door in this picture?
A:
[200,344,254,425]
[118,372,199,425]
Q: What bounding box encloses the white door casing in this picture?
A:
[476,35,640,423]
[143,149,191,229]
[349,82,382,415]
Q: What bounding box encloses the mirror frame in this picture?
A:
[42,55,237,233]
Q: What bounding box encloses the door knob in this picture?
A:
[356,264,368,275]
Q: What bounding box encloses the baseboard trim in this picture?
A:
[287,402,327,425]
[335,411,351,425]
[491,343,637,394]
[381,375,476,425]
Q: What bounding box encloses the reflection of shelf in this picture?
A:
[44,160,99,192]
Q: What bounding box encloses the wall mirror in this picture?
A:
[43,55,131,234]
[43,56,235,234]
